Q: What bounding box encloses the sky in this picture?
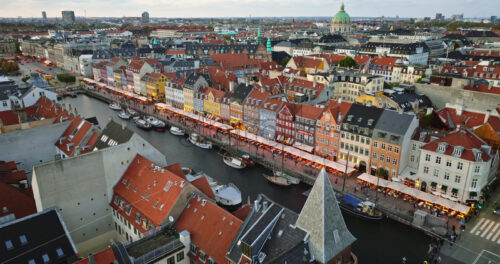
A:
[0,0,498,19]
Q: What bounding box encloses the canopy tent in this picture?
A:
[84,78,148,102]
[230,129,355,174]
[155,103,233,131]
[357,173,470,215]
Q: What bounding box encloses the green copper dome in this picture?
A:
[331,2,350,24]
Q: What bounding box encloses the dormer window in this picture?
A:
[452,146,463,157]
[437,143,447,153]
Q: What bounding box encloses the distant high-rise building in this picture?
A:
[42,11,47,20]
[491,16,498,24]
[61,10,75,23]
[435,13,444,21]
[141,11,149,23]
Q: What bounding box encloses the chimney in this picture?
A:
[456,99,464,116]
[488,82,493,90]
[484,109,491,124]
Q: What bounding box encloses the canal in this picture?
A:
[63,95,432,264]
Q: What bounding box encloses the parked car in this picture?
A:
[494,206,500,216]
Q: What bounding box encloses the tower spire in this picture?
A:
[340,1,345,11]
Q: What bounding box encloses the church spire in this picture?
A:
[296,168,356,263]
[266,38,272,51]
[340,1,345,11]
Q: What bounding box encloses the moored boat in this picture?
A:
[135,119,152,130]
[263,174,291,186]
[109,103,122,111]
[338,194,384,220]
[189,133,212,149]
[273,170,300,184]
[127,108,137,115]
[169,126,185,136]
[241,154,255,166]
[223,154,246,169]
[118,111,131,120]
[146,116,166,131]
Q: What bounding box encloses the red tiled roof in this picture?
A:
[80,133,100,154]
[128,60,146,72]
[354,55,371,65]
[468,50,500,57]
[166,50,186,55]
[231,204,251,221]
[488,116,500,132]
[464,84,500,95]
[111,155,187,228]
[370,57,398,67]
[436,107,487,129]
[0,110,20,126]
[0,182,36,219]
[324,100,352,123]
[244,89,269,105]
[190,176,215,199]
[296,104,324,120]
[260,97,283,111]
[164,163,186,180]
[73,247,117,264]
[173,196,243,264]
[290,56,323,69]
[421,129,491,162]
[211,54,262,72]
[204,87,226,99]
[310,53,346,66]
[55,117,93,156]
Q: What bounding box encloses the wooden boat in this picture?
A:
[169,126,185,136]
[223,154,247,169]
[263,174,291,186]
[273,170,300,184]
[189,133,212,149]
[241,154,255,166]
[108,103,122,111]
[118,111,131,120]
[183,168,242,207]
[338,194,384,220]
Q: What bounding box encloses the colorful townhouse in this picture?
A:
[370,110,418,179]
[229,84,253,128]
[203,88,225,119]
[258,97,283,140]
[339,104,384,172]
[182,72,211,113]
[243,89,269,134]
[293,104,324,153]
[125,60,154,95]
[315,100,352,161]
[142,72,168,101]
[276,102,299,144]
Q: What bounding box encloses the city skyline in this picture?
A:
[0,0,498,19]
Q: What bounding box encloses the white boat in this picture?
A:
[274,170,300,184]
[189,133,212,149]
[170,126,185,136]
[223,154,247,169]
[118,111,131,120]
[109,103,122,111]
[127,108,137,115]
[132,116,141,123]
[183,169,242,207]
[135,119,152,130]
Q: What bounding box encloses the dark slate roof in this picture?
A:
[231,84,253,103]
[184,43,261,55]
[372,110,416,145]
[465,31,499,38]
[341,103,384,136]
[361,42,429,54]
[92,119,133,150]
[226,195,310,264]
[390,92,432,112]
[272,51,290,64]
[274,41,296,48]
[318,34,347,44]
[0,207,78,264]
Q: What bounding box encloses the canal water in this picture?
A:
[63,95,432,264]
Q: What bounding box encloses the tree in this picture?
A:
[339,56,357,68]
[376,167,389,180]
[21,76,30,82]
[57,73,76,83]
[280,56,290,67]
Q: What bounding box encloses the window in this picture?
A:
[457,162,463,170]
[425,154,431,162]
[373,152,377,159]
[444,172,450,180]
[167,256,175,264]
[423,166,429,174]
[19,235,27,245]
[455,175,461,183]
[381,143,386,150]
[388,145,392,152]
[412,144,416,150]
[446,160,452,167]
[56,248,64,257]
[42,254,50,263]
[436,157,441,164]
[434,169,439,177]
[28,259,35,264]
[393,158,397,165]
[474,166,480,173]
[410,155,415,162]
[394,147,399,153]
[374,141,378,148]
[190,243,197,254]
[114,195,119,205]
[177,251,185,262]
[471,179,478,188]
[5,240,13,250]
[386,156,390,163]
[199,250,207,262]
[209,258,216,264]
[380,154,384,161]
[366,139,370,145]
